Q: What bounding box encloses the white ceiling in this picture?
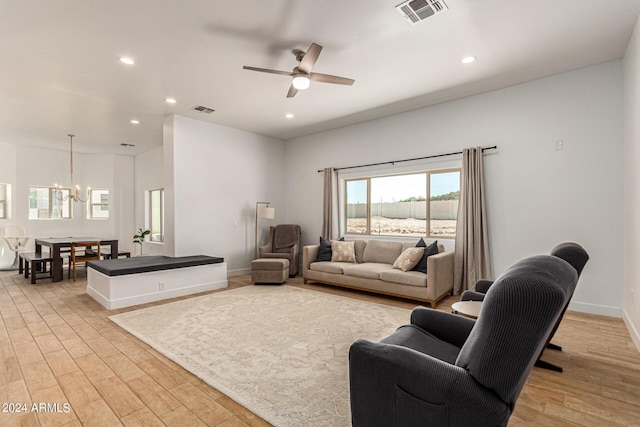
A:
[1,0,640,155]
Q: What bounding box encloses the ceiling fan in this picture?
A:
[243,43,355,98]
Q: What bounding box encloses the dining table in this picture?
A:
[35,237,118,282]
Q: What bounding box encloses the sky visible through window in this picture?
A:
[348,172,459,203]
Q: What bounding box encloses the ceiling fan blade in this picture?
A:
[298,43,323,74]
[286,84,298,98]
[309,72,355,86]
[243,66,293,77]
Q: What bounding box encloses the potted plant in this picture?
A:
[133,228,151,256]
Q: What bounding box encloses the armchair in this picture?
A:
[459,242,589,372]
[349,255,578,427]
[258,224,301,276]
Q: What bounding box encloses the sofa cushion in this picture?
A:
[393,247,425,272]
[362,240,403,264]
[331,240,356,263]
[343,263,395,280]
[413,239,439,274]
[354,240,367,263]
[309,261,354,274]
[380,269,428,288]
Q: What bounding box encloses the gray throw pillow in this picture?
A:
[315,237,332,262]
[412,239,439,273]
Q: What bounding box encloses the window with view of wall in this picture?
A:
[28,186,71,219]
[88,188,109,219]
[148,189,164,242]
[345,179,368,234]
[0,183,7,219]
[344,169,460,238]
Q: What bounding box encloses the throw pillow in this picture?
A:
[412,239,439,274]
[331,240,356,263]
[315,236,344,262]
[393,247,425,272]
[315,237,332,262]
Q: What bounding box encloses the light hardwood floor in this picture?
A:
[0,269,639,426]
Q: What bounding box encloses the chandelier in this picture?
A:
[54,134,89,202]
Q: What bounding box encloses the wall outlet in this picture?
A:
[159,282,165,291]
[555,140,564,150]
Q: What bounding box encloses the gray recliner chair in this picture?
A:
[460,242,589,372]
[349,255,578,427]
[258,224,301,276]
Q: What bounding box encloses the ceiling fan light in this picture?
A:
[292,75,310,90]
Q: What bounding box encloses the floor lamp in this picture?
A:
[255,202,275,259]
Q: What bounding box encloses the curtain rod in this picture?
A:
[317,145,497,173]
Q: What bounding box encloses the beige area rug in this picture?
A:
[109,285,412,426]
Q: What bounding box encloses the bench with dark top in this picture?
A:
[87,255,224,277]
[86,255,228,309]
[20,252,54,284]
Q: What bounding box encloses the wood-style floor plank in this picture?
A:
[0,269,638,426]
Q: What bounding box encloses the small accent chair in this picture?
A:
[258,224,301,276]
[1,226,30,271]
[349,255,578,427]
[459,242,589,372]
[69,241,101,281]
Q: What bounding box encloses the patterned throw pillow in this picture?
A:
[393,247,425,271]
[331,240,356,263]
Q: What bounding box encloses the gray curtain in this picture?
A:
[322,168,339,239]
[454,147,491,294]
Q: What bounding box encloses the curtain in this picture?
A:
[322,168,339,239]
[454,147,491,294]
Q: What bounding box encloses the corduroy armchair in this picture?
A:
[460,242,589,372]
[349,255,578,427]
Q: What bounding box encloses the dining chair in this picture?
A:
[69,241,101,281]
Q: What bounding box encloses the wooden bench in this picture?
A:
[20,252,54,284]
[100,250,131,260]
[86,255,227,309]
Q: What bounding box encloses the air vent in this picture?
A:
[395,0,448,25]
[192,105,215,114]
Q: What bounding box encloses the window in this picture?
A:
[0,183,7,219]
[28,186,72,219]
[344,169,460,238]
[148,189,164,242]
[88,188,109,219]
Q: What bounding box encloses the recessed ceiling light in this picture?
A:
[130,119,140,124]
[119,57,135,65]
[165,98,177,104]
[461,56,476,64]
[285,113,294,119]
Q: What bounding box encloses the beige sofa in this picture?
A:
[303,240,454,308]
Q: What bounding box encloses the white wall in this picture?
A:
[0,142,135,263]
[623,14,640,349]
[285,61,624,317]
[0,141,17,264]
[163,115,286,275]
[134,147,164,256]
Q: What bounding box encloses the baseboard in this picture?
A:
[567,300,622,318]
[623,309,640,352]
[228,267,250,277]
[88,280,228,310]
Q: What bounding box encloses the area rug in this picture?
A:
[109,285,412,426]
